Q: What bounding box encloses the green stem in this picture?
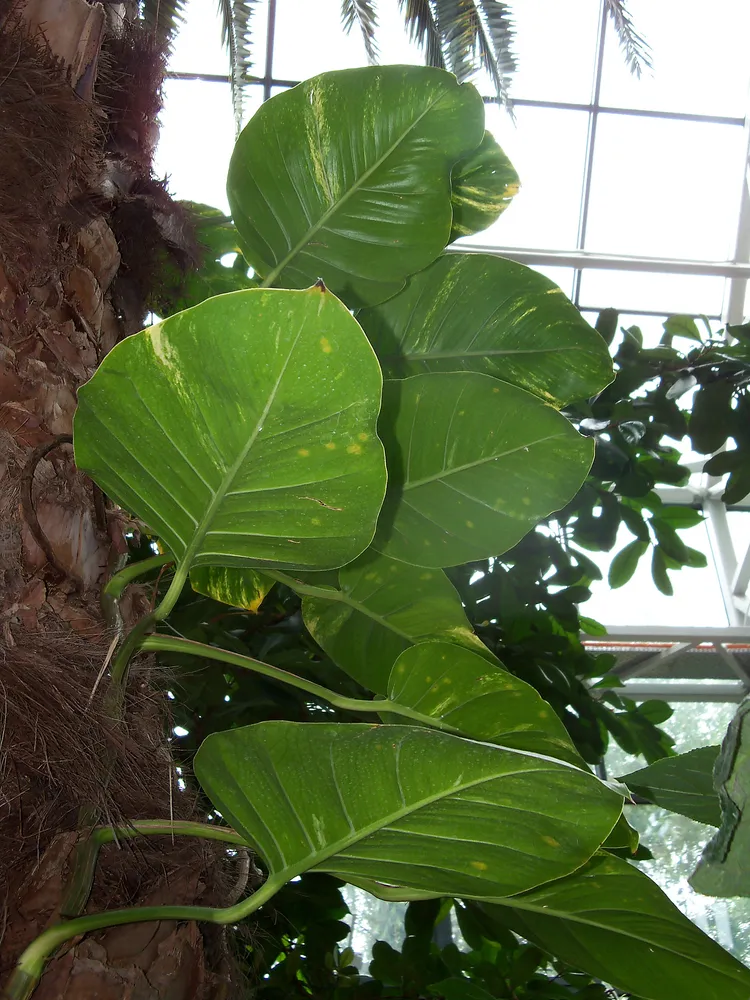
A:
[62,820,250,920]
[140,634,457,733]
[102,553,173,602]
[6,876,285,1000]
[92,819,248,849]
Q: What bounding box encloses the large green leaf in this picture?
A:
[449,132,519,242]
[692,702,750,896]
[74,287,386,573]
[487,854,750,1000]
[386,642,582,766]
[620,746,721,827]
[227,66,484,308]
[353,855,750,1000]
[374,373,594,567]
[194,722,622,900]
[358,254,612,406]
[286,551,491,695]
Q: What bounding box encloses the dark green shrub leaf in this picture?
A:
[620,745,721,827]
[608,540,648,588]
[663,314,702,342]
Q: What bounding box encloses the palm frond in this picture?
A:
[476,0,515,102]
[432,0,515,104]
[603,0,651,78]
[341,0,379,64]
[398,0,445,69]
[217,0,259,134]
[139,0,189,39]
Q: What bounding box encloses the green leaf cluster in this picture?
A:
[52,65,750,1000]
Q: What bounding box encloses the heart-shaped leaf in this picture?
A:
[194,722,622,900]
[386,642,581,765]
[284,552,491,695]
[374,373,594,567]
[449,132,519,242]
[74,286,387,573]
[227,66,484,308]
[358,254,611,407]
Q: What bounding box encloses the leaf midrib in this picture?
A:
[240,754,582,883]
[261,86,450,287]
[404,433,563,490]
[178,327,304,573]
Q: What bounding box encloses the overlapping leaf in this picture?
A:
[386,642,582,765]
[74,286,386,573]
[195,722,622,900]
[487,854,750,1000]
[351,854,750,1000]
[227,66,484,307]
[290,551,491,694]
[374,372,594,567]
[449,133,519,242]
[358,254,612,406]
[620,745,721,827]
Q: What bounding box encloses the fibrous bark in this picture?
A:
[0,2,233,996]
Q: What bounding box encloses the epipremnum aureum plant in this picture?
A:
[8,66,750,1000]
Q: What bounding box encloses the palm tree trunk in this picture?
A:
[0,2,229,995]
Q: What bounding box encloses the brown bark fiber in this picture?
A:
[0,2,233,996]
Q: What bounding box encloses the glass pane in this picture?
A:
[155,81,262,210]
[578,269,725,318]
[585,115,745,261]
[368,0,432,66]
[584,520,728,628]
[467,105,589,250]
[342,886,406,969]
[504,0,600,103]
[599,0,750,118]
[272,0,371,80]
[167,0,248,76]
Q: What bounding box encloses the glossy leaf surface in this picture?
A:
[692,702,750,896]
[195,721,622,899]
[74,287,386,572]
[227,66,484,307]
[487,854,750,1000]
[294,552,489,694]
[374,373,594,567]
[358,254,611,406]
[449,132,519,242]
[386,642,581,765]
[620,745,720,827]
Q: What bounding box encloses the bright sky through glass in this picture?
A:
[155,0,750,627]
